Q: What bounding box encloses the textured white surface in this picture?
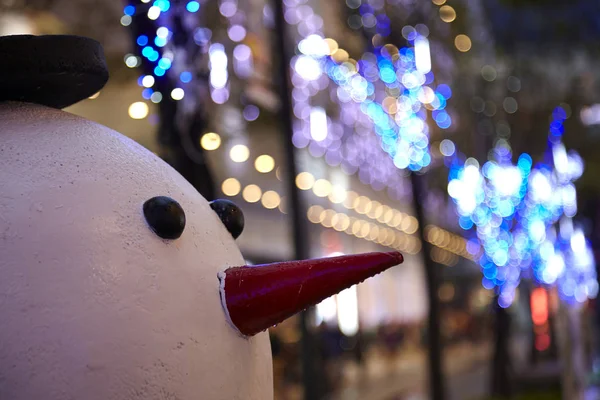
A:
[0,102,273,400]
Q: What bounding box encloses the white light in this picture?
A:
[530,171,552,203]
[414,36,431,74]
[552,144,569,175]
[128,102,149,120]
[567,152,584,181]
[559,216,574,239]
[142,75,155,88]
[529,220,546,243]
[125,55,140,68]
[171,88,185,100]
[544,253,565,284]
[493,166,522,197]
[209,45,228,89]
[580,104,600,126]
[294,56,322,81]
[440,139,455,156]
[209,44,228,68]
[147,6,161,20]
[210,70,228,89]
[337,285,359,336]
[310,107,328,141]
[156,27,169,38]
[571,229,586,253]
[298,34,329,57]
[316,296,337,324]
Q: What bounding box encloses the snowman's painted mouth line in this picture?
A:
[217,252,403,337]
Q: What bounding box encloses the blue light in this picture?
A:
[186,1,200,12]
[137,35,149,46]
[148,51,159,62]
[437,84,452,99]
[553,106,567,121]
[124,5,135,16]
[141,46,154,58]
[158,58,172,69]
[142,88,153,99]
[154,37,167,47]
[379,67,396,83]
[180,71,192,83]
[154,0,170,12]
[517,153,532,172]
[137,76,144,86]
[154,66,166,76]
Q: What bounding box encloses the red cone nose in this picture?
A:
[218,251,403,336]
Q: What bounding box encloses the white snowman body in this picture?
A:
[0,102,272,400]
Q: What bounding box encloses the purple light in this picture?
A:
[243,105,260,121]
[219,1,237,17]
[228,25,246,42]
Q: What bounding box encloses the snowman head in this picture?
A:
[0,35,402,400]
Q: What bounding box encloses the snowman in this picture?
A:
[0,35,403,399]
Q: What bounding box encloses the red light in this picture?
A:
[535,333,551,351]
[531,288,548,326]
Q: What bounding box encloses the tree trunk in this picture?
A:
[491,301,513,398]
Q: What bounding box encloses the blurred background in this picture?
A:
[3,0,600,398]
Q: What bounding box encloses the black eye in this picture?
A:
[143,196,186,240]
[210,199,244,239]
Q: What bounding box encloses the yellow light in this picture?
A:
[360,223,371,238]
[418,87,436,104]
[352,220,362,236]
[454,34,472,52]
[200,132,221,151]
[382,207,393,223]
[345,217,356,234]
[128,102,149,120]
[432,0,446,4]
[378,228,388,243]
[276,167,283,181]
[221,178,241,196]
[308,205,325,223]
[392,212,404,227]
[261,190,281,209]
[88,92,100,100]
[313,179,332,197]
[344,191,358,209]
[279,197,288,214]
[296,172,315,190]
[331,49,349,63]
[355,196,371,214]
[335,214,350,231]
[255,155,275,173]
[171,88,185,100]
[230,144,250,163]
[439,5,456,22]
[382,97,398,114]
[324,38,339,55]
[368,225,379,241]
[403,216,419,234]
[242,184,262,203]
[373,204,384,219]
[328,185,347,204]
[367,201,379,218]
[322,209,336,228]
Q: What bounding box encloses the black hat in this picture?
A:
[0,35,109,109]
